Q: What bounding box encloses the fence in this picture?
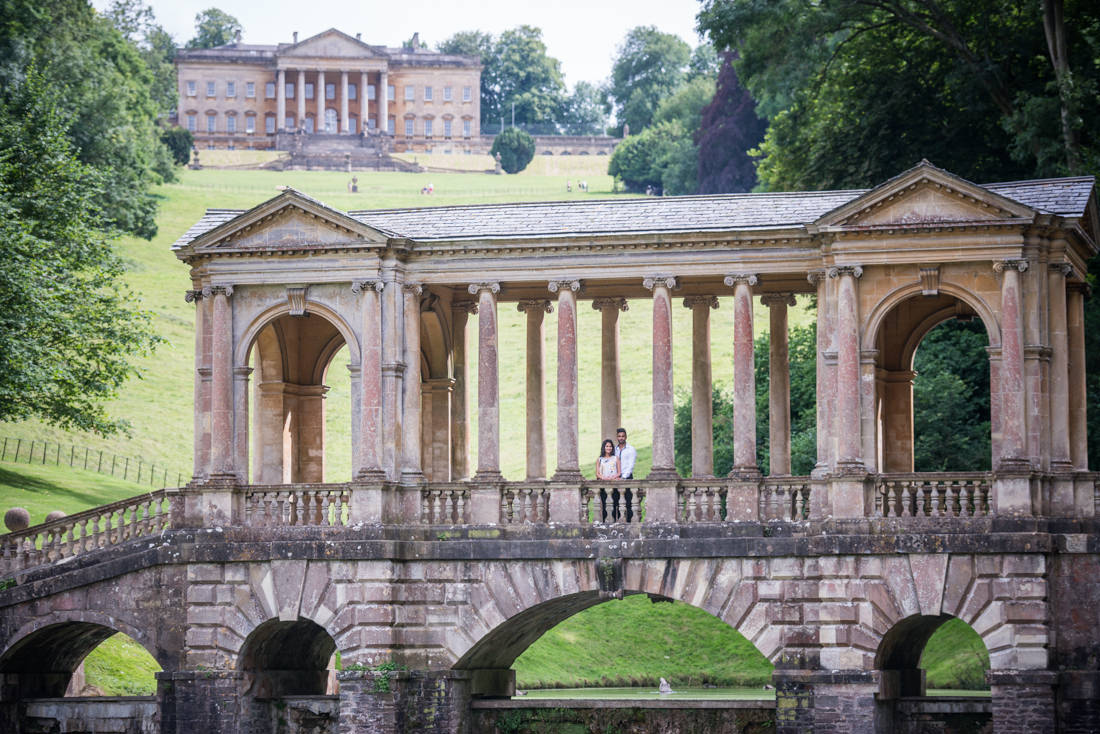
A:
[0,437,186,489]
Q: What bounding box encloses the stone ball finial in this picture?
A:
[45,511,67,523]
[4,507,30,532]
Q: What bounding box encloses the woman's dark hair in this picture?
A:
[600,439,615,458]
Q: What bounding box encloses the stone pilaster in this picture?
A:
[808,270,831,477]
[762,293,796,476]
[380,262,403,481]
[340,70,350,133]
[995,259,1029,472]
[401,283,424,483]
[470,282,502,481]
[724,274,760,478]
[185,289,209,482]
[296,70,306,129]
[1067,283,1089,471]
[550,280,582,481]
[517,299,552,480]
[360,71,369,128]
[276,69,286,131]
[1048,263,1072,471]
[353,279,385,480]
[450,302,475,480]
[378,70,389,134]
[644,276,677,480]
[683,296,718,477]
[208,285,236,482]
[830,266,864,473]
[592,297,628,441]
[316,69,326,131]
[232,366,251,481]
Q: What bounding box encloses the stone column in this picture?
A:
[353,279,385,479]
[724,274,759,477]
[450,302,474,479]
[831,266,864,472]
[1067,284,1089,470]
[209,285,235,479]
[1048,263,1072,471]
[881,370,917,472]
[808,271,830,477]
[995,259,1029,470]
[276,69,286,131]
[380,262,403,481]
[401,283,424,482]
[296,70,305,129]
[517,300,552,480]
[317,70,326,131]
[340,71,350,133]
[469,282,502,481]
[360,71,369,128]
[763,293,797,476]
[185,290,209,481]
[645,276,678,479]
[683,296,718,477]
[592,298,627,440]
[378,70,389,134]
[550,280,583,481]
[233,367,251,480]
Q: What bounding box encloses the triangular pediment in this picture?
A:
[282,29,379,59]
[815,161,1037,229]
[185,190,388,255]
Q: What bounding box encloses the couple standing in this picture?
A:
[596,428,636,481]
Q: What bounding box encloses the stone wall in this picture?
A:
[22,696,157,734]
[470,700,775,734]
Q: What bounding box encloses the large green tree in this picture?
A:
[696,53,767,193]
[105,0,177,114]
[0,72,160,434]
[560,81,609,136]
[608,26,691,136]
[186,7,241,49]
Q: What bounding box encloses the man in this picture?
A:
[614,428,637,522]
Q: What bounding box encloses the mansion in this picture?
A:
[175,29,482,153]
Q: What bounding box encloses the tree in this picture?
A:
[696,53,768,193]
[608,26,691,135]
[105,0,178,114]
[608,121,697,194]
[490,127,535,173]
[186,7,241,49]
[161,127,193,166]
[560,81,609,135]
[0,72,160,435]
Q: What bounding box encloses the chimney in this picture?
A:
[293,31,298,43]
[356,32,362,40]
[411,32,420,50]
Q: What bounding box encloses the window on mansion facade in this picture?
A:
[186,80,197,96]
[246,82,255,98]
[444,86,452,101]
[387,117,395,134]
[462,86,471,102]
[387,85,395,101]
[424,119,433,137]
[367,84,376,100]
[404,86,414,101]
[443,119,451,138]
[226,81,236,98]
[305,83,314,100]
[286,83,295,99]
[266,82,276,98]
[186,114,196,131]
[265,115,275,133]
[206,81,216,97]
[424,86,433,101]
[462,119,471,137]
[226,115,237,133]
[245,116,255,133]
[206,115,216,133]
[325,83,335,100]
[349,84,357,100]
[404,118,414,136]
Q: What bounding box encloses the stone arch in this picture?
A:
[236,300,360,369]
[238,617,338,697]
[863,280,1000,352]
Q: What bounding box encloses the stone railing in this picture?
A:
[421,484,470,524]
[760,479,813,521]
[678,478,812,523]
[0,491,170,574]
[500,483,550,524]
[679,481,727,523]
[243,484,351,527]
[873,473,991,518]
[581,483,645,524]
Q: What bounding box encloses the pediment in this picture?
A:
[282,29,378,59]
[815,162,1037,229]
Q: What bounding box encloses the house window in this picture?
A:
[404,118,414,136]
[367,84,376,100]
[462,86,472,102]
[186,81,197,96]
[325,83,335,100]
[206,81,216,97]
[226,82,236,98]
[387,117,395,135]
[246,82,255,98]
[403,86,413,101]
[462,119,471,137]
[424,119,433,137]
[186,114,196,131]
[349,84,357,100]
[265,115,275,133]
[305,83,314,99]
[367,116,376,130]
[443,119,452,138]
[287,114,296,129]
[226,115,236,133]
[349,117,357,133]
[443,86,452,101]
[424,86,433,101]
[387,85,395,101]
[304,116,314,133]
[265,82,276,98]
[245,115,255,133]
[206,115,216,133]
[286,82,295,99]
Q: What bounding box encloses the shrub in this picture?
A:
[490,127,536,173]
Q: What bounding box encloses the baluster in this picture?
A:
[961,482,974,517]
[949,485,961,516]
[419,490,429,524]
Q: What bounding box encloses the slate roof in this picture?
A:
[172,175,1096,250]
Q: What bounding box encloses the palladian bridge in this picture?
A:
[1,162,1098,733]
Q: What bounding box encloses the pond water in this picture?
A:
[517,687,775,701]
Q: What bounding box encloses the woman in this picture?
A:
[596,439,620,480]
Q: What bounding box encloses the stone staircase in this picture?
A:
[272,132,423,172]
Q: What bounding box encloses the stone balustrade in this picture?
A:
[582,483,646,524]
[420,484,470,524]
[0,491,169,574]
[873,473,992,518]
[243,485,352,527]
[499,483,550,524]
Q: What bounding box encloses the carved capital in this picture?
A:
[208,285,234,297]
[760,293,797,308]
[517,299,553,314]
[682,295,719,310]
[919,265,940,296]
[806,270,827,285]
[1067,281,1092,297]
[547,279,582,294]
[351,279,385,294]
[233,366,254,378]
[452,301,479,314]
[1049,262,1074,278]
[993,258,1029,274]
[402,282,423,296]
[468,282,501,296]
[827,266,863,279]
[591,297,629,312]
[723,273,758,288]
[184,289,203,303]
[642,275,678,291]
[282,287,305,317]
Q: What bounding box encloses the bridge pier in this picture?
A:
[157,670,242,734]
[774,670,878,734]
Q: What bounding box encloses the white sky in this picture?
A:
[91,0,707,89]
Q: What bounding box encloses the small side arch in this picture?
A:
[862,280,1000,352]
[235,299,361,369]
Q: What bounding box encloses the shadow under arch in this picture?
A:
[238,617,338,698]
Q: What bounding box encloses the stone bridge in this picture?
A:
[1,162,1098,733]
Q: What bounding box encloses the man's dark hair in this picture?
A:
[616,428,626,435]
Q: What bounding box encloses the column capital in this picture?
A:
[682,295,719,310]
[643,275,678,291]
[205,285,235,298]
[233,366,254,378]
[723,273,758,287]
[517,299,553,313]
[351,278,385,294]
[760,293,797,308]
[993,258,1029,274]
[827,265,863,279]
[468,282,500,295]
[402,282,423,295]
[807,269,827,285]
[1049,262,1074,278]
[547,279,581,294]
[452,300,479,314]
[591,297,628,312]
[1068,281,1092,296]
[185,289,204,302]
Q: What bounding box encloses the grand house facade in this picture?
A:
[175,29,481,153]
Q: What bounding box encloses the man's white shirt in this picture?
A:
[615,443,636,478]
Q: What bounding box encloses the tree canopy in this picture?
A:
[608,26,692,135]
[186,7,242,49]
[696,53,767,194]
[490,127,536,174]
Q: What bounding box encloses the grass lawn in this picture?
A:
[0,462,150,527]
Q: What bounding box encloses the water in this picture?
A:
[517,686,775,701]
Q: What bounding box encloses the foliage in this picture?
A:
[608,122,681,193]
[608,26,691,135]
[653,76,715,138]
[82,633,161,695]
[696,53,767,193]
[688,43,720,81]
[560,81,609,135]
[490,127,536,174]
[161,127,194,166]
[185,7,241,49]
[921,618,991,690]
[104,0,177,114]
[0,73,161,435]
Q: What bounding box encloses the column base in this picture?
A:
[647,467,679,481]
[550,469,584,482]
[833,460,868,477]
[355,467,387,482]
[471,471,504,484]
[399,470,426,485]
[728,466,761,480]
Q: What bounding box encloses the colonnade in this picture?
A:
[275,67,388,134]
